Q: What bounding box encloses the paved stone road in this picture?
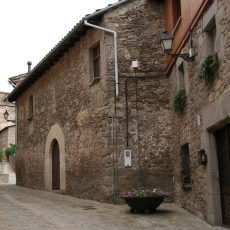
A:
[0,184,227,230]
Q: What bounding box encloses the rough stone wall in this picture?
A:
[0,174,9,183]
[0,126,15,160]
[104,0,174,201]
[0,162,9,183]
[0,104,15,131]
[9,155,15,171]
[168,0,230,221]
[15,0,174,203]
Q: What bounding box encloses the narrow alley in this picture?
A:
[0,184,227,230]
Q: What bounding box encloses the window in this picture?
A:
[203,17,217,56]
[172,0,181,28]
[211,27,217,52]
[180,143,191,186]
[93,44,100,80]
[177,62,185,90]
[28,96,33,118]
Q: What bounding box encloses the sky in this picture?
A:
[0,0,113,93]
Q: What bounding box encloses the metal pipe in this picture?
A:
[27,61,32,73]
[135,78,141,188]
[112,115,116,204]
[115,87,119,204]
[84,20,119,99]
[125,79,129,147]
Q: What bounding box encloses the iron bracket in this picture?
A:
[168,53,194,62]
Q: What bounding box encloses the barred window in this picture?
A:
[180,143,191,185]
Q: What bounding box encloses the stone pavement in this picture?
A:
[0,184,227,230]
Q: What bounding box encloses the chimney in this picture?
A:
[27,61,32,73]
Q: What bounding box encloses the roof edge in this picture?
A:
[7,0,131,102]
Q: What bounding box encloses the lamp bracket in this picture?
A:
[6,120,15,124]
[168,53,194,62]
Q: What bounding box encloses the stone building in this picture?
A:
[162,0,230,227]
[7,0,230,228]
[8,0,173,201]
[0,91,15,159]
[0,125,15,157]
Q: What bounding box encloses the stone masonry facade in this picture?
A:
[168,0,230,225]
[15,0,174,204]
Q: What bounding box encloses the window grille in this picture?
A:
[180,143,191,185]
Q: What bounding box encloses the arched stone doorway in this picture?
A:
[52,140,60,190]
[44,124,66,191]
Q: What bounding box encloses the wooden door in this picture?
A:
[215,125,230,226]
[52,140,60,190]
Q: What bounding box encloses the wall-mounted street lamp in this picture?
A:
[160,30,195,62]
[3,110,15,123]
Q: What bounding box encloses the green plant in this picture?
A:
[5,143,16,157]
[172,88,185,115]
[211,51,218,62]
[0,151,2,162]
[120,188,167,197]
[197,51,218,82]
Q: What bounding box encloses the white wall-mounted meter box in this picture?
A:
[124,150,131,167]
[132,61,138,68]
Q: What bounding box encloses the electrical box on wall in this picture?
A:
[132,61,138,68]
[124,150,131,167]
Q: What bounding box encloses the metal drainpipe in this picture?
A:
[84,20,119,99]
[84,20,119,204]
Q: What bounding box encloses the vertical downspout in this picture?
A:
[84,20,119,204]
[125,79,129,148]
[135,78,141,188]
[115,89,119,204]
[84,20,119,99]
[112,115,116,204]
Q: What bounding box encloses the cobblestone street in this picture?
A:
[0,184,227,230]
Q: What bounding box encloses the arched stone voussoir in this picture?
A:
[44,124,66,191]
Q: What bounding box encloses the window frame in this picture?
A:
[93,44,101,80]
[180,143,191,187]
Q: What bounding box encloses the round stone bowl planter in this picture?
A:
[119,196,168,213]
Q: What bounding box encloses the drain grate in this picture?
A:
[81,206,96,210]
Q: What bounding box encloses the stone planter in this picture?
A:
[119,196,167,213]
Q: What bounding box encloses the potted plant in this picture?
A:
[211,50,218,63]
[119,188,168,213]
[172,88,185,115]
[197,51,219,82]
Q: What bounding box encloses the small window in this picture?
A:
[93,44,100,79]
[180,143,191,186]
[203,17,217,56]
[177,62,185,90]
[28,96,33,118]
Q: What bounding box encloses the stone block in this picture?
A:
[203,1,217,30]
[216,7,224,25]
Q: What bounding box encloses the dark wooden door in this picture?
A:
[52,140,60,190]
[215,125,230,226]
